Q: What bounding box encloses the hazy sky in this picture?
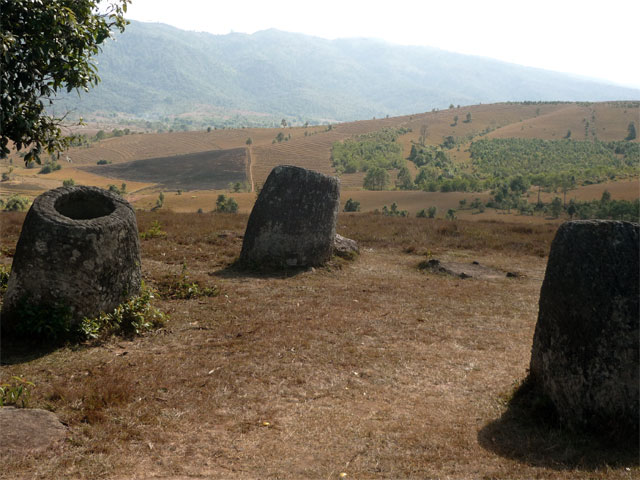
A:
[124,0,640,89]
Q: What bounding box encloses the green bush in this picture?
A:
[62,178,75,187]
[216,194,238,213]
[0,376,35,408]
[80,284,166,340]
[344,198,361,212]
[3,194,29,211]
[38,161,61,174]
[140,220,167,240]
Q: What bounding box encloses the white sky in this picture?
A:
[124,0,640,89]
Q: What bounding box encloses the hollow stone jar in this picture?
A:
[1,186,141,337]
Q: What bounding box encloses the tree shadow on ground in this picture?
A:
[478,377,639,471]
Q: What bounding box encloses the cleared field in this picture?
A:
[82,148,248,191]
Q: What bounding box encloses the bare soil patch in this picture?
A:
[81,148,248,191]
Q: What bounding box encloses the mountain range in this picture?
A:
[57,21,640,125]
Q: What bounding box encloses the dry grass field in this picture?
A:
[0,211,637,479]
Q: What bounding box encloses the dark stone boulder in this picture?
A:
[333,234,359,260]
[1,186,141,338]
[240,165,340,268]
[529,220,639,436]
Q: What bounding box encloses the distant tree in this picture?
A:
[207,126,212,133]
[625,122,637,141]
[216,194,238,213]
[95,130,107,141]
[550,197,563,218]
[449,104,455,109]
[419,124,428,146]
[396,166,414,190]
[445,209,456,220]
[451,115,458,127]
[442,136,456,149]
[275,132,285,143]
[120,182,127,194]
[567,199,577,219]
[427,206,437,218]
[281,118,287,128]
[564,129,572,139]
[246,137,252,145]
[464,112,472,123]
[344,198,361,212]
[363,167,390,191]
[600,190,611,205]
[156,191,165,208]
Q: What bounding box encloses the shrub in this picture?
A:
[62,178,75,187]
[344,198,361,212]
[0,264,10,295]
[140,220,167,240]
[96,159,109,165]
[156,264,219,300]
[38,161,61,174]
[216,194,238,213]
[0,376,35,408]
[80,284,166,340]
[3,194,29,211]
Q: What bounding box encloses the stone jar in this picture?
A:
[1,186,141,337]
[240,165,340,268]
[529,220,639,435]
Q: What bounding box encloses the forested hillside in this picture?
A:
[55,21,640,127]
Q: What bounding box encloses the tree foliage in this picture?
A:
[0,0,130,163]
[363,167,390,191]
[331,128,408,174]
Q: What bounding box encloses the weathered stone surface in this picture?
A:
[1,186,141,336]
[529,220,639,434]
[333,234,359,260]
[0,407,67,453]
[240,166,340,268]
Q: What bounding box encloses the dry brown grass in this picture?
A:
[1,211,636,479]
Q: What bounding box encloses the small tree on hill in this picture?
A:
[396,166,413,190]
[625,122,637,141]
[363,167,390,191]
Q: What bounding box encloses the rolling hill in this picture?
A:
[55,21,640,126]
[3,101,637,220]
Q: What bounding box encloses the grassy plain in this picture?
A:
[1,211,637,479]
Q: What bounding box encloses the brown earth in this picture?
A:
[0,211,636,479]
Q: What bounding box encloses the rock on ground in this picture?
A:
[240,165,340,268]
[0,407,67,454]
[529,220,639,436]
[333,234,359,260]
